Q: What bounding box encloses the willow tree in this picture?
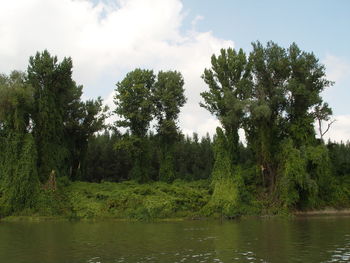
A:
[152,71,186,182]
[0,71,39,214]
[114,69,155,182]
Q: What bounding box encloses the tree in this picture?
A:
[27,50,77,181]
[152,70,186,182]
[200,48,250,211]
[314,102,334,141]
[286,43,333,147]
[202,42,333,208]
[64,95,109,180]
[245,41,290,193]
[114,69,155,182]
[201,48,251,165]
[0,71,39,214]
[27,50,106,181]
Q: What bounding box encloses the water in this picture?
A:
[0,216,350,263]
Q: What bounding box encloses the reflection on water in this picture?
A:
[323,234,350,263]
[0,216,349,263]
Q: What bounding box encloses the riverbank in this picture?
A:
[294,208,350,216]
[1,179,349,222]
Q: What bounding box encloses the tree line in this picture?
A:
[0,42,349,216]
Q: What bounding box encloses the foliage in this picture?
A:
[152,70,186,182]
[27,51,73,181]
[204,128,245,218]
[0,43,349,219]
[277,139,318,209]
[66,180,210,220]
[0,134,39,215]
[201,48,251,165]
[84,131,214,183]
[0,72,39,215]
[114,69,155,137]
[114,69,155,182]
[64,96,109,180]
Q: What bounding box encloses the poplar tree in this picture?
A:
[27,51,76,181]
[27,50,107,181]
[152,70,186,182]
[114,69,155,182]
[202,42,333,208]
[201,48,251,165]
[245,41,290,193]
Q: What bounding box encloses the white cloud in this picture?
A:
[322,55,350,142]
[0,0,232,138]
[1,0,348,142]
[323,55,350,83]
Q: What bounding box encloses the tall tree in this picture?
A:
[114,69,155,182]
[27,50,77,181]
[152,70,186,182]
[200,48,250,213]
[27,50,106,181]
[201,48,251,165]
[245,41,333,204]
[202,42,334,208]
[287,43,333,147]
[245,41,290,193]
[0,71,39,214]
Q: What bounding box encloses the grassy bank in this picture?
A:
[1,179,349,222]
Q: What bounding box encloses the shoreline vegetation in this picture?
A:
[1,180,350,222]
[1,41,350,221]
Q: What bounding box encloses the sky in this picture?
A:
[0,0,349,142]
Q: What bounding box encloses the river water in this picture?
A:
[0,216,350,263]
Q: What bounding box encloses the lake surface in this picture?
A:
[0,216,350,263]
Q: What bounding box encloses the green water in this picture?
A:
[0,216,350,263]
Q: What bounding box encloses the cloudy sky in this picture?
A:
[1,0,349,142]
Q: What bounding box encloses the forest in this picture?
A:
[0,41,350,220]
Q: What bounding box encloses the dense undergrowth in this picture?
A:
[1,177,349,221]
[1,180,212,220]
[66,180,211,220]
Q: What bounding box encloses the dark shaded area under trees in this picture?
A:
[0,42,349,219]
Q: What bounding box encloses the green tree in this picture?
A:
[0,71,39,214]
[152,70,186,182]
[245,41,290,194]
[200,48,250,213]
[246,41,333,204]
[286,43,333,147]
[201,48,251,165]
[64,95,109,180]
[27,50,77,181]
[27,50,106,182]
[206,128,243,217]
[114,69,155,182]
[202,42,334,208]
